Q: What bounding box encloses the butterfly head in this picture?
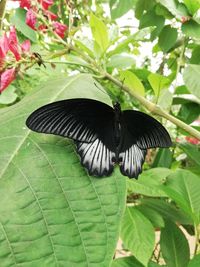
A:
[113,101,121,114]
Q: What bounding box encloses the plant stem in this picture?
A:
[194,224,200,255]
[0,0,6,30]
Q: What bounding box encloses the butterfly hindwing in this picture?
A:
[76,139,116,177]
[26,99,114,143]
[121,110,172,149]
[118,125,147,178]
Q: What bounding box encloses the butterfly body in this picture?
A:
[26,98,172,178]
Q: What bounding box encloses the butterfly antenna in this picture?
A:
[94,82,111,97]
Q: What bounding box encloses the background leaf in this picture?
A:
[160,220,190,267]
[162,169,200,224]
[120,207,155,266]
[183,64,200,99]
[158,25,178,52]
[119,70,145,96]
[110,0,137,19]
[0,74,127,267]
[111,256,144,267]
[90,13,109,53]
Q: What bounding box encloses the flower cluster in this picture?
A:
[0,26,31,93]
[19,0,68,38]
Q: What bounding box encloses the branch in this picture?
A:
[0,0,7,30]
[103,72,200,140]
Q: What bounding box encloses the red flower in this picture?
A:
[0,68,16,93]
[8,26,21,61]
[185,136,200,145]
[19,0,31,9]
[53,22,67,38]
[21,40,31,52]
[44,10,57,20]
[40,0,54,10]
[0,33,9,59]
[26,9,37,30]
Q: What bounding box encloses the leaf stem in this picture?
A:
[0,0,6,30]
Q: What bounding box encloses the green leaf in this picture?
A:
[188,254,200,267]
[182,20,200,39]
[121,207,155,267]
[135,0,156,19]
[140,198,192,225]
[157,88,173,110]
[190,45,200,64]
[160,220,190,267]
[110,0,137,19]
[183,0,200,15]
[139,9,165,40]
[156,0,189,18]
[119,70,145,96]
[177,102,200,124]
[0,74,127,267]
[179,143,200,168]
[183,64,200,99]
[135,205,165,228]
[90,13,109,53]
[127,168,172,197]
[152,148,173,168]
[162,169,200,224]
[11,8,37,42]
[73,38,95,59]
[111,256,144,267]
[148,73,170,97]
[107,54,135,69]
[158,25,178,52]
[0,85,18,105]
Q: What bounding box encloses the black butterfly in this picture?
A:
[26,98,172,178]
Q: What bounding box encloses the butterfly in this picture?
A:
[26,98,172,178]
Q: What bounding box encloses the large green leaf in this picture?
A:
[120,207,155,267]
[162,169,200,224]
[183,64,200,99]
[111,256,144,267]
[0,74,127,267]
[160,220,190,267]
[11,8,37,42]
[179,143,200,168]
[127,168,172,197]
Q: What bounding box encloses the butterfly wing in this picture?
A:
[121,110,172,149]
[26,98,117,177]
[118,126,147,178]
[118,110,171,178]
[26,98,114,143]
[76,136,116,177]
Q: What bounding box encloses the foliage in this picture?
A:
[0,0,200,266]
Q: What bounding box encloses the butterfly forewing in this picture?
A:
[26,99,114,143]
[121,110,172,149]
